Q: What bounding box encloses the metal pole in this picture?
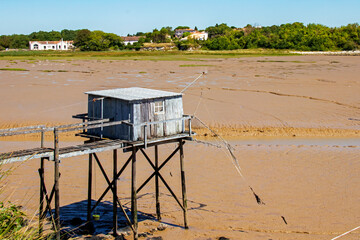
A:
[54,128,60,240]
[179,140,188,229]
[155,145,161,221]
[113,149,118,236]
[87,154,93,222]
[131,147,138,240]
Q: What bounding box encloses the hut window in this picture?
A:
[154,101,164,114]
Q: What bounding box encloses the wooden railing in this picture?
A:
[0,114,194,149]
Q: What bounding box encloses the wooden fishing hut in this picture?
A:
[0,87,193,240]
[85,87,184,141]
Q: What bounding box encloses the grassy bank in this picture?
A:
[0,49,295,61]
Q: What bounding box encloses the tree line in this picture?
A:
[0,29,79,50]
[0,22,359,51]
[203,23,360,51]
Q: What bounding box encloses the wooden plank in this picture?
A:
[0,125,45,133]
[0,119,110,137]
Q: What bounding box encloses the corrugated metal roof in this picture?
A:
[85,87,182,101]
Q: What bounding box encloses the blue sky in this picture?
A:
[1,0,359,35]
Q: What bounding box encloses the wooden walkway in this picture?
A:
[0,133,192,163]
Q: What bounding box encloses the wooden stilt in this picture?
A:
[54,128,60,240]
[39,157,45,235]
[39,128,45,235]
[155,145,161,221]
[113,149,118,236]
[87,153,93,222]
[131,147,138,240]
[179,140,188,229]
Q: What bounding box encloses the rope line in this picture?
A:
[180,72,205,93]
[192,115,266,205]
[330,226,360,240]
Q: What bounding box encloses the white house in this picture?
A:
[121,36,142,45]
[188,31,208,40]
[29,39,74,50]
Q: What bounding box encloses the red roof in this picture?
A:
[29,40,74,44]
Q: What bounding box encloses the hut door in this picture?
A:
[150,100,165,137]
[140,101,150,140]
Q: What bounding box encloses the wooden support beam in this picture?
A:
[179,140,188,229]
[39,158,45,235]
[38,169,57,230]
[158,173,185,212]
[87,153,93,222]
[155,145,161,221]
[54,128,60,240]
[41,129,45,148]
[144,125,147,149]
[139,146,185,212]
[189,119,192,137]
[90,151,136,213]
[137,145,182,194]
[113,149,118,236]
[131,147,138,240]
[92,153,135,233]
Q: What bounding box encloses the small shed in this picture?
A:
[86,87,184,141]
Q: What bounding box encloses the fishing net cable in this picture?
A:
[192,115,265,205]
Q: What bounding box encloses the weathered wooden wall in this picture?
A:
[88,95,132,140]
[133,96,183,140]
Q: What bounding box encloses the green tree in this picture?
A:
[61,29,78,40]
[205,23,232,38]
[74,29,92,50]
[175,26,190,30]
[0,36,11,49]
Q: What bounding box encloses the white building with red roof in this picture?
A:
[121,36,142,45]
[29,39,74,50]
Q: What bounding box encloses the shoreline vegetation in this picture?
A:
[0,49,360,61]
[1,23,359,53]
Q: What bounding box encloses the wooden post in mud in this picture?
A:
[131,147,138,240]
[39,157,45,235]
[54,128,60,240]
[155,145,161,221]
[113,149,118,236]
[179,140,188,229]
[87,153,93,222]
[39,129,45,235]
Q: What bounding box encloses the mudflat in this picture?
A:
[0,55,359,239]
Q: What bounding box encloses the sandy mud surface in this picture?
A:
[0,55,359,239]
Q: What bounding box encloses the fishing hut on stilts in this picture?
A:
[0,87,194,239]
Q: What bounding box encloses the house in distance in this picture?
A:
[29,39,74,50]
